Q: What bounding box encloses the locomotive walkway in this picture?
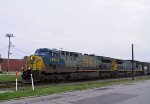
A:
[1,80,150,104]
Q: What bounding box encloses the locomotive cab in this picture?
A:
[22,55,45,83]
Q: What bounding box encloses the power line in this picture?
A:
[13,47,32,54]
[15,36,51,47]
[10,52,28,59]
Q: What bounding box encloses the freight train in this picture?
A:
[21,48,150,83]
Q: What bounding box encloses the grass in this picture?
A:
[0,76,150,101]
[0,75,22,82]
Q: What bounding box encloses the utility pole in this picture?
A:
[132,44,134,80]
[6,34,14,74]
[0,54,2,73]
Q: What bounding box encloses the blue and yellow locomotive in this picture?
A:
[22,48,147,83]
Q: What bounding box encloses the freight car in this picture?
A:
[21,48,149,83]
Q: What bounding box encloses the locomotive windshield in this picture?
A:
[35,49,49,56]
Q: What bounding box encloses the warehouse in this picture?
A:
[0,59,24,72]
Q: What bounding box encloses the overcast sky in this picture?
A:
[0,0,150,62]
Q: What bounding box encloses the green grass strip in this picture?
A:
[0,75,22,82]
[0,76,150,101]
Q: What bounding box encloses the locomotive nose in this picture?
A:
[27,55,45,71]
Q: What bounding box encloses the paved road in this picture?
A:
[1,80,150,104]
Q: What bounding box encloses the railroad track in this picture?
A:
[0,81,23,89]
[0,81,22,84]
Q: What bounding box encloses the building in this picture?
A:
[1,59,25,72]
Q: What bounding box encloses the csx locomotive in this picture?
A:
[21,48,150,83]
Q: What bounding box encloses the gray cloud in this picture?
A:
[0,0,150,61]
